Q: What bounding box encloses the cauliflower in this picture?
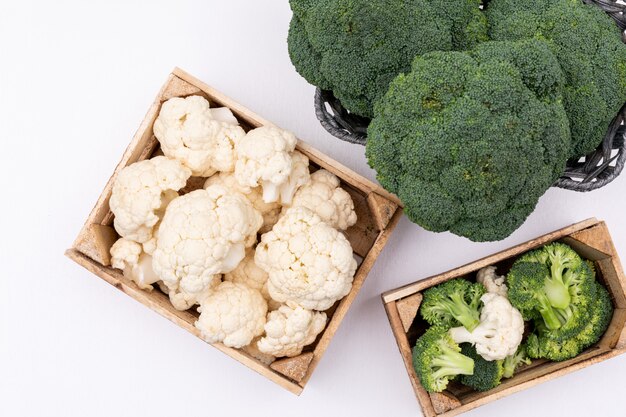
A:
[257,305,327,357]
[110,238,161,289]
[449,293,524,361]
[195,281,268,348]
[153,95,245,176]
[109,156,191,243]
[288,169,357,230]
[158,277,220,311]
[204,172,281,233]
[234,125,310,203]
[476,266,508,297]
[152,186,263,299]
[255,207,357,311]
[223,248,281,309]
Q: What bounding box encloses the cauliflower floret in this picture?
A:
[152,186,263,299]
[111,237,161,290]
[257,305,327,357]
[158,277,220,311]
[204,172,281,233]
[153,95,245,176]
[109,156,191,243]
[255,207,357,311]
[287,169,357,230]
[234,125,310,203]
[195,281,268,348]
[242,338,276,365]
[449,293,524,361]
[476,266,508,297]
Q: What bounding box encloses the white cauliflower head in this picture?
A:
[152,186,263,298]
[449,293,524,361]
[110,238,161,290]
[234,126,310,203]
[204,172,281,233]
[288,169,357,230]
[255,207,357,311]
[153,95,245,176]
[195,281,268,348]
[109,156,191,243]
[257,305,327,357]
[476,266,508,297]
[158,277,220,311]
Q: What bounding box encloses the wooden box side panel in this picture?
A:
[383,219,626,415]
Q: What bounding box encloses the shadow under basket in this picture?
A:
[313,0,626,192]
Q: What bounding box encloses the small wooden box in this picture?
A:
[382,218,626,416]
[66,68,402,395]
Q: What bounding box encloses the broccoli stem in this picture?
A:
[431,344,474,379]
[544,273,571,309]
[444,293,481,331]
[538,298,562,330]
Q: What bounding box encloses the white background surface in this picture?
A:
[1,1,626,416]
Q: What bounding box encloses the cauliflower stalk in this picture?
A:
[195,281,268,348]
[152,185,263,301]
[234,125,310,204]
[109,156,191,243]
[288,169,357,230]
[476,266,508,297]
[153,95,245,176]
[204,172,281,233]
[255,207,357,311]
[257,305,327,357]
[449,293,524,361]
[110,238,160,290]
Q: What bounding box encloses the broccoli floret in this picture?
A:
[412,327,475,392]
[459,343,504,391]
[366,39,570,242]
[508,244,596,339]
[486,0,626,157]
[526,282,614,362]
[507,262,563,330]
[420,279,486,331]
[287,0,487,117]
[502,343,532,378]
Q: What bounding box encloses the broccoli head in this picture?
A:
[412,326,475,393]
[288,0,487,118]
[420,279,486,331]
[459,343,504,391]
[486,0,626,157]
[502,342,532,378]
[526,279,614,362]
[366,39,570,242]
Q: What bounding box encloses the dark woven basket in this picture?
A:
[314,0,626,191]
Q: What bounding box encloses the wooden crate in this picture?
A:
[382,218,626,416]
[65,68,403,395]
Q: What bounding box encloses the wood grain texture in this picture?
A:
[382,218,626,416]
[397,293,423,332]
[430,392,462,414]
[270,352,314,383]
[67,68,402,395]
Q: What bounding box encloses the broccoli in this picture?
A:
[420,279,486,331]
[486,0,626,157]
[526,280,614,362]
[412,327,475,393]
[459,343,504,391]
[502,343,532,378]
[365,39,570,242]
[287,0,487,118]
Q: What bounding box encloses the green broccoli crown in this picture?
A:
[420,279,486,331]
[507,261,563,330]
[459,343,504,391]
[366,39,570,242]
[502,342,532,378]
[526,282,614,362]
[413,326,475,392]
[486,0,626,157]
[288,0,487,117]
